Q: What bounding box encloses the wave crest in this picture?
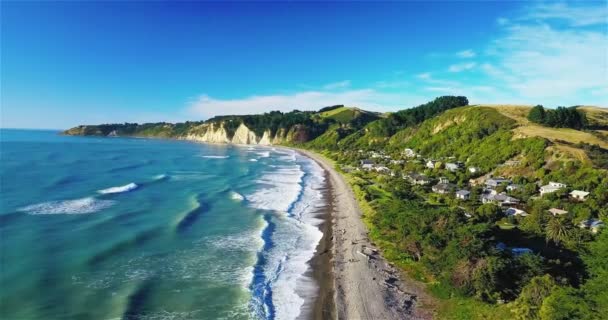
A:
[98,183,138,194]
[18,197,116,215]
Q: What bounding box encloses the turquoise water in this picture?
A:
[0,129,326,320]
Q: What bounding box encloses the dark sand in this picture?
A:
[297,149,435,320]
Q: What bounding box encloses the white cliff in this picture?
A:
[258,130,273,145]
[231,123,259,144]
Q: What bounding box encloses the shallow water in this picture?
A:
[0,129,326,320]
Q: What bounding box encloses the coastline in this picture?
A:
[294,148,433,320]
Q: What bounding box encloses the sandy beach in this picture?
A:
[298,149,434,320]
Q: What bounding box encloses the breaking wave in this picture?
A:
[98,183,138,194]
[18,197,116,215]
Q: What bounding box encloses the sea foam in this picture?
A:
[98,183,138,194]
[200,155,230,159]
[18,197,116,215]
[246,150,327,320]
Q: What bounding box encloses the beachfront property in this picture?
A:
[579,219,604,233]
[548,208,569,216]
[432,182,456,194]
[445,162,462,172]
[455,189,470,200]
[505,207,528,217]
[360,159,374,171]
[481,191,520,206]
[405,172,431,185]
[374,166,391,174]
[540,181,567,196]
[570,190,590,201]
[485,177,511,189]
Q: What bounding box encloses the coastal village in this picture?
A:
[350,147,604,255]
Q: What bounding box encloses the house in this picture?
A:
[485,177,511,189]
[432,183,456,194]
[455,190,471,200]
[445,163,461,172]
[360,159,374,171]
[374,166,390,174]
[506,184,522,192]
[405,173,431,185]
[390,159,405,165]
[548,208,568,216]
[570,190,590,201]
[439,177,449,184]
[511,248,533,256]
[540,182,567,196]
[482,192,520,206]
[468,166,480,174]
[505,207,528,217]
[403,148,417,158]
[579,219,604,234]
[426,160,437,169]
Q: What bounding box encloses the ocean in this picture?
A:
[0,129,327,320]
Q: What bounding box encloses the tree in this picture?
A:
[545,218,572,245]
[539,287,592,320]
[528,105,546,123]
[512,274,556,320]
[474,203,502,224]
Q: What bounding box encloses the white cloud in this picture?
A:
[323,80,351,90]
[457,49,476,58]
[448,62,477,72]
[482,19,607,104]
[188,89,427,118]
[416,72,431,80]
[521,2,608,27]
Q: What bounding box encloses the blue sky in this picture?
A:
[2,1,607,129]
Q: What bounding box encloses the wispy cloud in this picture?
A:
[448,62,476,72]
[457,49,476,58]
[425,2,607,106]
[521,2,608,27]
[323,80,351,90]
[188,89,427,118]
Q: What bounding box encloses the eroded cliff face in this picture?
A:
[181,122,287,145]
[231,123,259,144]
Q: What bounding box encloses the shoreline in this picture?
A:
[294,148,433,320]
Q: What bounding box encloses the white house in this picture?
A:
[540,182,567,196]
[505,207,528,217]
[548,208,569,216]
[360,159,374,171]
[374,166,390,174]
[570,190,590,201]
[481,192,520,206]
[439,177,449,184]
[455,190,470,200]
